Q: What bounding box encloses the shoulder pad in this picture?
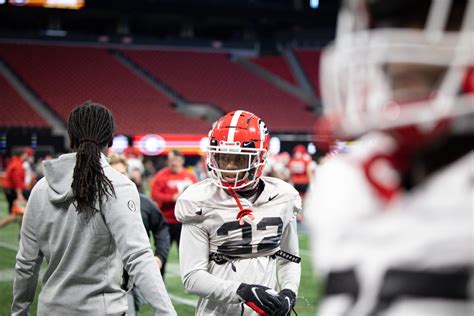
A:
[260,177,302,213]
[174,179,214,224]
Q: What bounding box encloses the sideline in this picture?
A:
[168,294,198,307]
[0,241,18,252]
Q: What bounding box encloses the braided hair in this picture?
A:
[67,102,116,218]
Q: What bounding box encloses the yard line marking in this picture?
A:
[0,269,15,282]
[0,241,18,252]
[168,293,198,307]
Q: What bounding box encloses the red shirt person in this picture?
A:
[288,144,312,196]
[0,148,31,229]
[4,148,32,207]
[151,150,197,248]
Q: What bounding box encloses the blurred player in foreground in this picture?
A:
[306,0,473,315]
[177,110,301,315]
[12,102,176,315]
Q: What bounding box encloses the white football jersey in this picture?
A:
[176,177,302,315]
[305,132,474,316]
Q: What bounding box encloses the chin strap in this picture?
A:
[227,185,255,225]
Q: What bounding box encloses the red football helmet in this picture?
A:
[207,110,270,190]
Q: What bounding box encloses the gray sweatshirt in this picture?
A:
[11,153,176,316]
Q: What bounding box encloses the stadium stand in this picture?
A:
[0,72,49,128]
[0,43,210,135]
[294,48,322,97]
[247,55,298,86]
[122,49,317,132]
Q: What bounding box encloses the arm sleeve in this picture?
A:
[151,176,175,205]
[179,223,241,303]
[277,219,301,295]
[103,181,176,316]
[149,201,170,262]
[11,192,43,315]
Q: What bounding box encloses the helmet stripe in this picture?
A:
[227,110,243,142]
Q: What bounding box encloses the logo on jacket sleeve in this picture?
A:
[128,200,137,212]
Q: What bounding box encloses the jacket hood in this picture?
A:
[43,152,109,204]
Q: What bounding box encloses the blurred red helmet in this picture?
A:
[23,147,34,157]
[123,146,141,158]
[293,144,307,154]
[320,0,474,140]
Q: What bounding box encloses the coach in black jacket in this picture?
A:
[139,193,170,274]
[109,154,171,315]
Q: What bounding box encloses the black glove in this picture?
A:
[236,283,283,315]
[274,289,296,316]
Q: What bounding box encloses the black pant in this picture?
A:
[5,189,18,214]
[5,189,29,214]
[169,223,182,248]
[161,223,182,278]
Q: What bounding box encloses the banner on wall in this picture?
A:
[132,134,208,156]
[8,0,84,9]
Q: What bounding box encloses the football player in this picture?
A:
[176,110,301,315]
[306,0,473,315]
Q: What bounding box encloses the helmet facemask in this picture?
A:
[207,140,267,190]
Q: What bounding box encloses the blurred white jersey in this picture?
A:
[176,177,301,315]
[305,133,473,316]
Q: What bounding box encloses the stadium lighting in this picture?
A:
[269,137,281,155]
[111,135,129,154]
[309,0,319,9]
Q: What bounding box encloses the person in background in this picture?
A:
[22,147,36,195]
[288,145,313,222]
[124,146,145,193]
[143,158,157,192]
[0,147,31,229]
[11,102,176,315]
[194,152,209,181]
[109,154,171,315]
[288,145,312,197]
[151,149,197,252]
[264,151,291,182]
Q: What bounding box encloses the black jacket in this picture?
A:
[139,193,170,264]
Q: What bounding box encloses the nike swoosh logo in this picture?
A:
[268,194,279,201]
[251,287,264,306]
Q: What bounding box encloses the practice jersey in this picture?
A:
[151,167,197,224]
[305,133,474,316]
[176,177,302,315]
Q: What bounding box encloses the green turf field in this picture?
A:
[0,192,320,315]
